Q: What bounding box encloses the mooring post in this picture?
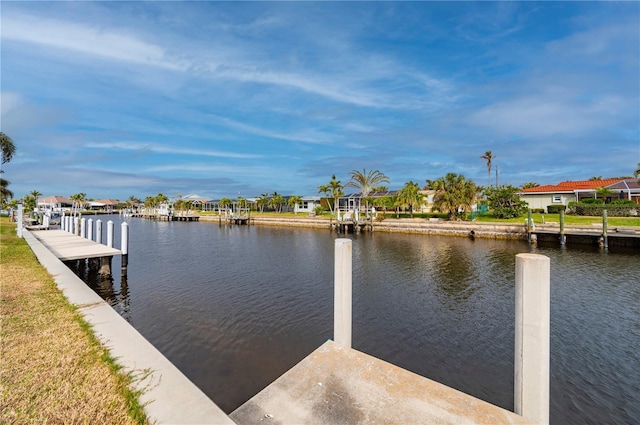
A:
[107,220,114,248]
[559,209,566,246]
[121,222,129,270]
[87,218,94,241]
[80,218,87,238]
[16,204,24,238]
[74,217,80,236]
[96,219,103,244]
[602,209,608,250]
[527,209,533,243]
[334,238,352,348]
[515,253,550,425]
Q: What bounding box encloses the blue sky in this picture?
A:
[1,1,639,201]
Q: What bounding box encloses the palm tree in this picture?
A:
[345,169,389,216]
[219,197,232,214]
[256,193,269,213]
[432,173,477,220]
[30,190,42,212]
[1,177,13,204]
[596,187,614,204]
[480,151,494,188]
[318,174,344,223]
[288,195,303,214]
[396,181,423,218]
[70,193,86,216]
[635,162,640,183]
[521,182,540,189]
[1,132,16,165]
[268,192,286,213]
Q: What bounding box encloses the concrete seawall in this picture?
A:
[200,215,529,240]
[22,230,233,425]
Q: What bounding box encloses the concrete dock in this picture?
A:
[232,340,532,425]
[30,229,121,260]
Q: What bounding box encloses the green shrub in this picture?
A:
[573,205,638,217]
[547,204,566,214]
[531,208,545,214]
[610,199,635,206]
[581,198,604,205]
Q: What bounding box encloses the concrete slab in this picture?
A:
[22,230,234,424]
[231,340,532,425]
[30,229,121,260]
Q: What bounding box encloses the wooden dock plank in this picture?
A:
[231,340,532,425]
[30,230,121,261]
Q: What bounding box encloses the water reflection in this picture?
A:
[431,243,478,305]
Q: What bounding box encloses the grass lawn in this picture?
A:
[473,212,640,227]
[0,217,147,424]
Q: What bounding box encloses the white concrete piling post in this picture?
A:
[121,222,129,270]
[17,204,24,238]
[80,218,87,238]
[334,238,352,348]
[87,218,94,241]
[515,253,550,425]
[107,220,114,248]
[43,215,50,229]
[74,217,80,236]
[96,219,103,244]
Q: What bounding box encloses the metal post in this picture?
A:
[121,222,129,269]
[334,238,352,348]
[107,220,114,248]
[515,253,550,425]
[602,209,608,250]
[96,219,103,244]
[559,209,565,246]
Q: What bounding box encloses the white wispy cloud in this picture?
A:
[85,142,262,159]
[2,12,187,71]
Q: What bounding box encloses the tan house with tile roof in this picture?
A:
[519,179,639,211]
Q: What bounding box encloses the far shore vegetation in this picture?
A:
[0,217,148,424]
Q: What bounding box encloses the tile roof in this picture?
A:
[521,179,623,193]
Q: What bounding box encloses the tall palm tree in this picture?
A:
[480,151,494,188]
[268,192,285,213]
[30,190,42,212]
[432,173,477,220]
[256,193,269,213]
[318,174,344,223]
[396,181,423,218]
[345,169,389,215]
[1,132,16,165]
[635,162,640,183]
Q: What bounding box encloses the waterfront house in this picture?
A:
[338,190,437,215]
[518,179,639,211]
[37,195,74,212]
[294,196,322,214]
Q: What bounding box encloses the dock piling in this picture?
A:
[96,220,103,244]
[81,218,87,238]
[559,210,566,246]
[602,209,608,250]
[107,220,114,248]
[121,222,129,270]
[334,238,352,349]
[88,218,94,241]
[515,253,550,425]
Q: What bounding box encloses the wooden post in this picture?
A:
[107,220,114,248]
[559,209,565,246]
[334,238,352,348]
[515,253,550,425]
[96,219,103,244]
[602,209,608,250]
[121,222,129,270]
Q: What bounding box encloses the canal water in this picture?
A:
[73,216,639,424]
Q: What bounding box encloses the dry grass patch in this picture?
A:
[1,219,148,424]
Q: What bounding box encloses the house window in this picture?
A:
[552,195,562,203]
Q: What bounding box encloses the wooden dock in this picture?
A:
[29,230,121,261]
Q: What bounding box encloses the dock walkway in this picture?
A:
[232,340,532,425]
[30,230,121,261]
